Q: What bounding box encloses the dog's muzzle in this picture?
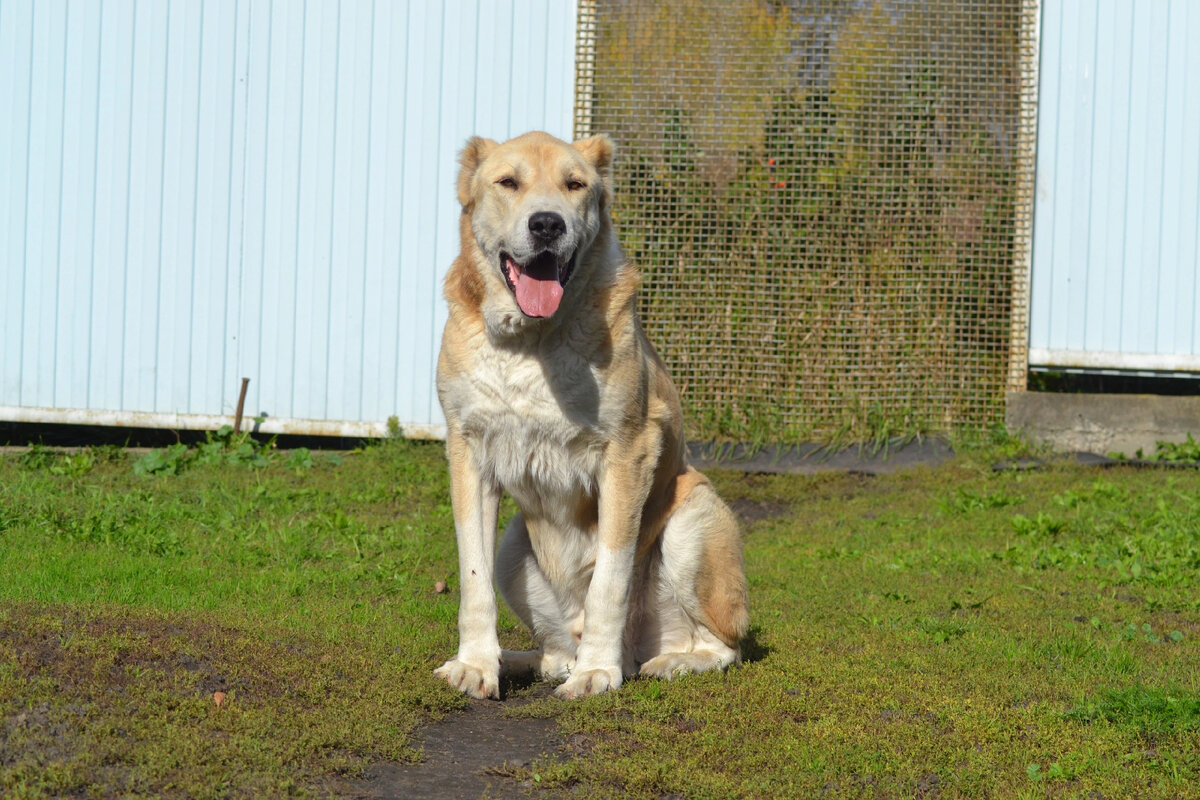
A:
[499,250,578,318]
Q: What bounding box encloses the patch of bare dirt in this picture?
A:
[345,685,571,800]
[0,605,270,700]
[3,602,583,798]
[727,497,792,526]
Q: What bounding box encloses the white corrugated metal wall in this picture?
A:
[0,0,577,436]
[1030,0,1200,373]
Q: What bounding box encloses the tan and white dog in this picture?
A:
[434,131,748,699]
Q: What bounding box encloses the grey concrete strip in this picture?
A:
[686,438,955,475]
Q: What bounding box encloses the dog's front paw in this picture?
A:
[434,656,500,699]
[555,666,621,699]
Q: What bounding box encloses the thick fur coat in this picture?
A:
[434,131,748,699]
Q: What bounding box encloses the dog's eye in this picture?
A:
[497,177,518,190]
[566,179,586,191]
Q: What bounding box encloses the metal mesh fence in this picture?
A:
[575,0,1037,442]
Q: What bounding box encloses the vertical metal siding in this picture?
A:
[1031,0,1200,371]
[0,0,576,432]
[0,1,30,410]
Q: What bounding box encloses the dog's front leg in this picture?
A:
[555,452,650,699]
[434,430,502,699]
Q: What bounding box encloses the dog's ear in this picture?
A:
[573,134,614,175]
[457,136,499,210]
[573,134,614,208]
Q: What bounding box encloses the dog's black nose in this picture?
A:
[528,211,566,242]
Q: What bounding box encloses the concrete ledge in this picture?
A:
[687,437,955,475]
[1006,391,1200,456]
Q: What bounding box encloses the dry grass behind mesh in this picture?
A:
[580,0,1032,443]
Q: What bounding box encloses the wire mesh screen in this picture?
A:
[575,0,1037,442]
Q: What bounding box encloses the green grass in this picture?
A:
[0,440,479,798]
[1066,685,1200,734]
[2,440,1199,798]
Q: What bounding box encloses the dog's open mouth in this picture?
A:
[500,250,577,318]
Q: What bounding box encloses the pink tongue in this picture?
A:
[515,272,563,318]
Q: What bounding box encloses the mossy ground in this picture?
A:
[1,440,1197,798]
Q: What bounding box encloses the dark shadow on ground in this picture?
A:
[1,421,370,451]
[740,625,771,665]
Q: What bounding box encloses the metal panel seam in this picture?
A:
[289,0,309,418]
[357,0,378,423]
[323,0,344,417]
[187,0,208,407]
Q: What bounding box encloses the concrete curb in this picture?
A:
[686,438,956,476]
[1006,391,1200,457]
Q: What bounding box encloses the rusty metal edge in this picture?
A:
[0,406,446,441]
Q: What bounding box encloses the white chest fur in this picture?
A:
[447,341,608,515]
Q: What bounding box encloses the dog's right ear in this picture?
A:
[457,137,499,210]
[573,135,615,209]
[572,134,614,176]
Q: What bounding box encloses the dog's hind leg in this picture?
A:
[637,475,748,680]
[496,514,579,680]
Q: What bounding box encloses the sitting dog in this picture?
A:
[434,131,748,699]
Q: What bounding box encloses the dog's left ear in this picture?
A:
[457,136,499,210]
[573,135,614,208]
[573,134,613,174]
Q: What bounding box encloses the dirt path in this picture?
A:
[345,686,569,800]
[338,489,800,800]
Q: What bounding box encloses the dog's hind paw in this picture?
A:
[639,650,734,680]
[555,667,621,699]
[434,657,500,699]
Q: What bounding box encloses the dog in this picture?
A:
[434,131,748,699]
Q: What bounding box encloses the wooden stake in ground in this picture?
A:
[233,378,250,434]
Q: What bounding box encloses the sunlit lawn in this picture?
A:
[1,439,1197,798]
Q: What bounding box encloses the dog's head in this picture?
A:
[455,131,614,323]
